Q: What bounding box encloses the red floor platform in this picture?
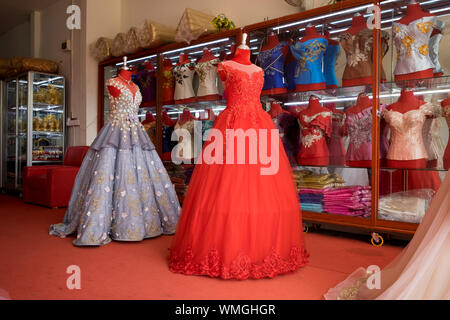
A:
[0,194,404,300]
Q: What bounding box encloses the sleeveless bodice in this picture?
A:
[173,61,196,101]
[393,16,436,76]
[345,107,373,162]
[383,103,440,161]
[217,60,264,112]
[257,43,287,91]
[195,58,220,97]
[291,38,327,85]
[339,29,389,83]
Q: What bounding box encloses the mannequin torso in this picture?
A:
[259,34,288,95]
[196,48,221,101]
[107,69,138,99]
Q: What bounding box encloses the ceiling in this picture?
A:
[0,0,61,35]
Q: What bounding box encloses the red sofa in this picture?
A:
[23,146,90,208]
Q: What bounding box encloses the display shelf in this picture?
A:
[2,71,66,191]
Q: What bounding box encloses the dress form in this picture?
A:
[144,61,155,71]
[107,69,138,99]
[346,13,367,35]
[174,53,196,104]
[268,102,288,118]
[293,25,327,91]
[142,112,156,124]
[197,48,221,102]
[178,109,196,126]
[260,33,288,95]
[284,38,297,92]
[198,48,217,63]
[162,110,176,127]
[346,93,373,167]
[394,2,435,81]
[385,89,428,168]
[232,48,252,65]
[297,96,331,166]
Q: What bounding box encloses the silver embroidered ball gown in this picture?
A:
[49,77,181,246]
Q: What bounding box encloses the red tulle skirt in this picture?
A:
[169,108,308,280]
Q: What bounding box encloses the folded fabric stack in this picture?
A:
[293,170,345,190]
[294,170,345,213]
[322,186,371,217]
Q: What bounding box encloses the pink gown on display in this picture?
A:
[324,171,450,300]
[169,60,308,280]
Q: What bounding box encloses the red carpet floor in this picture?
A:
[0,194,405,300]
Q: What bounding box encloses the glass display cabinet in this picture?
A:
[243,0,450,244]
[3,72,65,191]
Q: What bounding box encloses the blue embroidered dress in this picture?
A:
[257,43,287,92]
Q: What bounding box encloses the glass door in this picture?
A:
[31,73,65,164]
[6,79,17,189]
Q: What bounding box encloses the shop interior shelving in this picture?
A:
[97,0,450,243]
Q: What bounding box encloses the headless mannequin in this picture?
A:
[346,93,372,167]
[261,33,288,95]
[231,48,252,65]
[198,48,217,63]
[386,89,427,168]
[177,53,193,66]
[142,112,156,125]
[298,96,330,166]
[144,61,155,71]
[342,14,376,87]
[346,13,367,35]
[178,109,196,126]
[197,48,221,102]
[107,69,138,99]
[395,1,435,81]
[204,108,217,121]
[268,102,288,118]
[162,110,176,127]
[175,53,196,104]
[295,25,327,92]
[224,44,236,61]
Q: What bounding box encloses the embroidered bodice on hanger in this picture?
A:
[195,58,220,97]
[393,16,436,77]
[162,63,175,104]
[290,38,328,86]
[257,43,287,91]
[173,61,196,101]
[383,103,440,161]
[339,29,389,84]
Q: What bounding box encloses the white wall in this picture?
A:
[0,21,31,58]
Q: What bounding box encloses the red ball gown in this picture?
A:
[169,59,309,280]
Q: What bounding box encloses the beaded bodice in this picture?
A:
[106,77,144,135]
